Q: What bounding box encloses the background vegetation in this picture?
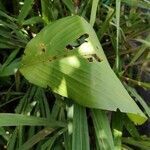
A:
[0,0,150,149]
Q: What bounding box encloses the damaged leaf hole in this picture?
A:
[66,33,89,50]
[87,54,102,63]
[48,54,68,62]
[39,43,46,53]
[65,34,102,63]
[41,48,46,52]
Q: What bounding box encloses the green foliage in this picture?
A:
[20,15,146,124]
[0,0,150,149]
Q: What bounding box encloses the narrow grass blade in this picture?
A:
[90,0,99,26]
[91,109,115,150]
[122,76,150,89]
[19,127,55,150]
[41,128,66,150]
[22,17,44,25]
[135,38,150,47]
[0,113,66,127]
[0,59,20,77]
[72,104,90,150]
[64,131,72,150]
[122,0,150,9]
[7,128,18,150]
[2,49,20,68]
[115,0,121,73]
[122,137,150,150]
[99,5,115,40]
[15,86,36,113]
[126,85,150,117]
[18,0,34,24]
[129,34,150,65]
[0,10,16,21]
[112,111,123,150]
[41,0,51,24]
[62,0,75,14]
[123,116,140,138]
[0,127,9,141]
[41,89,51,119]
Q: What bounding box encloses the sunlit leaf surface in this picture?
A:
[20,16,147,124]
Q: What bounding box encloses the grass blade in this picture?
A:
[18,0,34,24]
[99,5,115,40]
[90,0,99,27]
[72,104,90,150]
[112,111,123,149]
[115,0,121,73]
[0,113,66,127]
[19,127,55,150]
[22,17,44,25]
[129,34,150,65]
[91,109,115,150]
[126,85,150,117]
[7,128,18,150]
[41,128,66,150]
[62,0,75,14]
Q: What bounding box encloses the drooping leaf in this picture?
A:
[20,15,147,124]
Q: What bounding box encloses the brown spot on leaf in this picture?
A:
[53,56,57,60]
[87,57,94,62]
[66,44,73,50]
[39,43,46,53]
[41,48,45,52]
[87,54,102,63]
[92,54,102,62]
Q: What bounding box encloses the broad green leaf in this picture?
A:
[0,113,66,127]
[72,104,90,150]
[20,15,147,124]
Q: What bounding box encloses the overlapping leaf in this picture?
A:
[20,16,147,124]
